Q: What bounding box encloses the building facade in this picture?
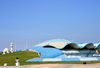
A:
[26,39,100,62]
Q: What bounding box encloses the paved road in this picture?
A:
[0,64,100,68]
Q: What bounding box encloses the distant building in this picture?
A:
[27,39,100,62]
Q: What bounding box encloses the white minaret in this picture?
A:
[10,43,14,53]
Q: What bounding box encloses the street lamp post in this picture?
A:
[15,57,20,66]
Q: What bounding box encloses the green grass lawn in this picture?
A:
[0,51,39,66]
[0,51,100,66]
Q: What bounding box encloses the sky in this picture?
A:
[0,0,100,51]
